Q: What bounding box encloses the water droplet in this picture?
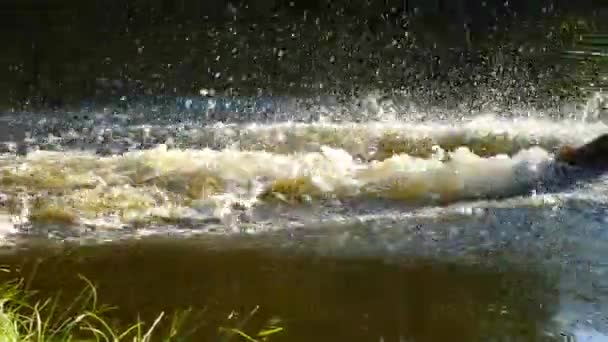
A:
[199,88,215,97]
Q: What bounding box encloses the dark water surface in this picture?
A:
[0,236,561,341]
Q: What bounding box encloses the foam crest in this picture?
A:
[0,141,559,230]
[174,115,608,160]
[6,112,608,159]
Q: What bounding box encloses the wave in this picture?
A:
[0,136,599,231]
[2,93,608,232]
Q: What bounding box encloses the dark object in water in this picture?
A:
[461,134,608,204]
[531,133,608,196]
[556,134,608,169]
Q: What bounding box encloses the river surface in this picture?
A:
[1,94,608,340]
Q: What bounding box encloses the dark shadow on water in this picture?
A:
[0,237,561,341]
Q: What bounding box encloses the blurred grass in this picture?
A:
[0,270,285,341]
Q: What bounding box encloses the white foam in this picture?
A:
[1,116,607,230]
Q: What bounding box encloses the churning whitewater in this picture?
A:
[2,99,608,235]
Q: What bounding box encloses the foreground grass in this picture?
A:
[0,273,284,341]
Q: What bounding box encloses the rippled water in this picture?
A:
[1,93,608,340]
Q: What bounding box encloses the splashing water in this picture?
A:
[4,92,608,338]
[1,93,608,234]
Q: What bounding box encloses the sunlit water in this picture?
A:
[2,93,608,340]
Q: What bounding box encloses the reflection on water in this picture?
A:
[0,237,560,341]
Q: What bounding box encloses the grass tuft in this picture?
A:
[0,273,285,341]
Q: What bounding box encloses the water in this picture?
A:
[2,93,608,340]
[0,237,564,341]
